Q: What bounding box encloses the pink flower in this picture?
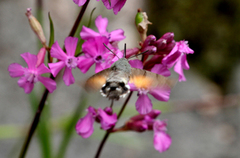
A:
[76,106,117,138]
[101,0,127,15]
[129,60,171,114]
[73,0,88,6]
[162,40,194,81]
[73,0,126,15]
[75,106,96,138]
[8,51,56,93]
[80,15,125,43]
[125,110,161,132]
[153,120,171,153]
[48,37,80,86]
[98,108,117,130]
[78,36,122,73]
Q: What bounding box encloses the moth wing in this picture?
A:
[129,68,176,88]
[84,68,111,92]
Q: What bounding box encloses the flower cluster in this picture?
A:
[8,15,124,93]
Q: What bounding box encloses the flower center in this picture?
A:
[65,57,78,68]
[25,70,38,83]
[94,55,104,63]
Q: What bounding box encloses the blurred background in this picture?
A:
[0,0,240,158]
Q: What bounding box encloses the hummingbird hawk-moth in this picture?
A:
[84,45,174,100]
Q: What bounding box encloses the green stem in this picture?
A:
[94,92,133,158]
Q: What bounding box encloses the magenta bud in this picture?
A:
[164,41,176,52]
[161,32,174,43]
[142,46,157,54]
[126,120,148,132]
[36,47,46,67]
[147,110,161,119]
[104,107,113,115]
[155,39,167,50]
[142,35,156,47]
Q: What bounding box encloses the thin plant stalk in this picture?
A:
[18,1,90,157]
[94,92,133,158]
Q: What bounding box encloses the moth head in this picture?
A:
[100,81,130,100]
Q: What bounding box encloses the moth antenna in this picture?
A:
[103,43,120,59]
[128,50,149,59]
[124,43,126,58]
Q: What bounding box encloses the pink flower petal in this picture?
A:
[37,64,51,75]
[181,54,189,70]
[38,76,56,93]
[129,59,143,69]
[162,50,181,68]
[110,29,125,42]
[36,48,46,67]
[75,112,95,138]
[80,26,100,40]
[174,58,186,82]
[112,0,126,15]
[21,52,37,69]
[63,67,75,86]
[73,0,87,6]
[17,77,34,94]
[151,64,171,77]
[98,108,117,130]
[136,94,152,114]
[8,63,25,77]
[65,37,78,56]
[153,132,171,153]
[48,61,66,77]
[50,41,67,61]
[95,15,108,34]
[95,63,105,73]
[149,87,171,102]
[77,56,95,73]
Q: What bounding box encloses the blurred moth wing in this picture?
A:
[84,68,111,92]
[129,68,176,89]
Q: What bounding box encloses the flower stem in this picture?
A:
[94,92,133,158]
[18,1,90,157]
[19,87,50,158]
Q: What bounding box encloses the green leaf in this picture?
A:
[48,12,55,48]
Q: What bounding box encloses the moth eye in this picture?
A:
[119,82,125,87]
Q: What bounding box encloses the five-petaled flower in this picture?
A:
[8,50,56,93]
[80,15,125,44]
[78,36,123,73]
[162,40,194,81]
[129,60,171,114]
[48,37,80,86]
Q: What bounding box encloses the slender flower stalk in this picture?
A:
[94,92,133,158]
[18,2,90,157]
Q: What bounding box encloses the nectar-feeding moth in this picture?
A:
[84,44,174,100]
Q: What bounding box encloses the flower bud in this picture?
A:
[160,32,174,43]
[154,39,167,50]
[36,47,46,67]
[25,8,47,47]
[135,9,152,41]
